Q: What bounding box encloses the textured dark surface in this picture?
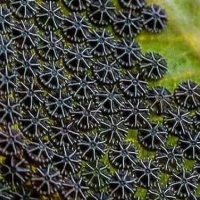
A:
[0,0,200,199]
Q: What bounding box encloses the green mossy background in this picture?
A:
[137,0,200,91]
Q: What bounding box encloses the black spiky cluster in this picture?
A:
[0,0,199,200]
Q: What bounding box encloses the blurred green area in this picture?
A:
[138,0,200,92]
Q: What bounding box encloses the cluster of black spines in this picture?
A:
[1,0,200,199]
[108,141,138,170]
[138,122,167,150]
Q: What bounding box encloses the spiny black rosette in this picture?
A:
[122,99,149,128]
[168,170,198,198]
[95,85,124,114]
[78,132,106,161]
[114,39,141,68]
[12,20,39,49]
[142,4,168,33]
[0,35,15,64]
[0,96,21,125]
[87,28,115,56]
[155,145,183,173]
[48,119,80,149]
[19,108,48,138]
[14,51,40,80]
[67,73,97,100]
[119,72,147,98]
[93,57,121,85]
[163,106,193,136]
[61,175,89,199]
[0,66,17,94]
[15,80,44,109]
[52,144,81,175]
[71,100,100,130]
[0,6,13,34]
[174,80,200,109]
[138,122,167,151]
[109,170,137,200]
[0,125,25,156]
[99,115,128,145]
[82,160,110,189]
[140,52,168,80]
[146,183,175,200]
[1,155,31,186]
[37,31,64,61]
[45,90,73,119]
[147,86,173,114]
[64,44,93,72]
[9,0,37,19]
[25,138,55,164]
[62,12,90,43]
[119,0,146,9]
[108,142,138,170]
[31,164,61,196]
[38,61,68,90]
[134,159,160,188]
[178,131,200,160]
[36,1,64,31]
[86,0,115,25]
[113,9,143,39]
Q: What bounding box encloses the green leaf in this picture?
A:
[137,0,200,92]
